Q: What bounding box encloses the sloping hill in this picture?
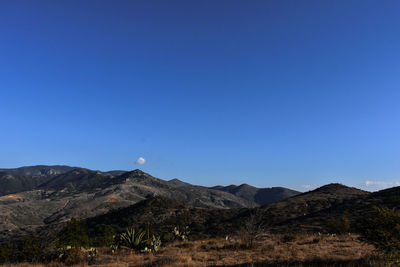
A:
[168,178,193,187]
[85,184,371,240]
[0,165,74,196]
[2,182,391,245]
[85,196,239,241]
[0,169,253,240]
[230,183,370,233]
[255,184,370,231]
[283,185,400,233]
[38,168,119,192]
[211,183,301,205]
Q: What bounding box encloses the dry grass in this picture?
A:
[5,234,380,267]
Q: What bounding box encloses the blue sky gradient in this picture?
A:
[1,0,400,191]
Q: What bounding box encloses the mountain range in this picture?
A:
[2,165,400,246]
[0,165,300,242]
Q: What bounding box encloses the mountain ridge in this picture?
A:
[211,183,301,205]
[2,165,385,244]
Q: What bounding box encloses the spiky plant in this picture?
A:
[119,227,146,250]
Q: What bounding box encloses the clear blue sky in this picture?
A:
[1,1,400,191]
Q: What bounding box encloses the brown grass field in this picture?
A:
[5,234,386,267]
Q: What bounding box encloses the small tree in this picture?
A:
[99,225,116,247]
[21,236,43,262]
[57,218,89,248]
[238,211,264,248]
[0,243,18,264]
[327,214,350,234]
[357,206,400,256]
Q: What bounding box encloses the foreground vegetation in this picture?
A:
[2,197,400,266]
[0,234,384,266]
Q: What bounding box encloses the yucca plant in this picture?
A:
[119,227,146,250]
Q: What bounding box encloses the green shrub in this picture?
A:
[99,225,116,247]
[0,243,19,263]
[57,218,89,249]
[357,206,400,255]
[21,236,43,262]
[327,214,350,234]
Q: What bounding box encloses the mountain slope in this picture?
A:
[282,185,400,232]
[0,165,74,196]
[0,169,253,240]
[168,178,193,187]
[38,168,120,192]
[85,195,239,240]
[245,183,370,232]
[85,184,371,240]
[211,183,301,205]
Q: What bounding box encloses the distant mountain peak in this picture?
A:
[312,183,366,193]
[169,178,192,187]
[128,169,148,176]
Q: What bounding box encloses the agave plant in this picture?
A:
[119,227,146,250]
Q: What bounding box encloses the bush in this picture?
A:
[21,236,43,262]
[0,243,17,264]
[237,212,264,248]
[357,206,400,255]
[327,214,350,234]
[99,225,116,247]
[58,247,86,265]
[58,218,89,249]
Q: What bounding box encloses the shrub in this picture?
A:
[57,218,89,249]
[21,236,43,262]
[58,247,86,265]
[357,206,400,255]
[99,225,116,247]
[327,214,350,234]
[237,211,264,248]
[0,243,22,264]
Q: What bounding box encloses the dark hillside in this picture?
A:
[0,165,74,196]
[211,183,300,205]
[240,183,370,232]
[85,196,239,241]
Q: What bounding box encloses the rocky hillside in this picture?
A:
[82,184,380,240]
[5,166,383,244]
[4,177,400,245]
[243,183,370,232]
[0,165,74,196]
[0,168,254,240]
